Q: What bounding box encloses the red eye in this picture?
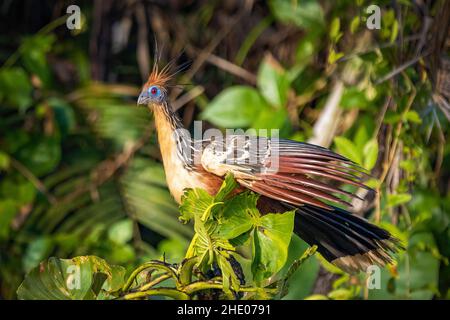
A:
[151,87,157,95]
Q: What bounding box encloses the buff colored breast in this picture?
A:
[152,106,222,203]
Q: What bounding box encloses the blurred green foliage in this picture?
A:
[0,0,449,299]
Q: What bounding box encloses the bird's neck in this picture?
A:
[151,102,192,169]
[152,101,184,132]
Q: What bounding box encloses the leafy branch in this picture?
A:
[16,174,316,300]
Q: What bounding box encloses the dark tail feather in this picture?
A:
[293,204,403,273]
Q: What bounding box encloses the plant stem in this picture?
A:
[122,288,190,300]
[138,274,172,292]
[182,281,278,295]
[178,257,199,286]
[121,261,177,292]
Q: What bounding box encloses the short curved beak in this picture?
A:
[137,91,150,105]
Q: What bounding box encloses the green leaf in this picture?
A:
[215,173,239,201]
[333,136,362,164]
[305,294,329,300]
[216,192,258,239]
[354,124,370,150]
[20,34,56,88]
[0,67,33,111]
[384,110,422,125]
[201,86,269,128]
[23,237,54,273]
[252,211,295,282]
[17,256,126,300]
[278,238,319,299]
[269,0,324,31]
[383,111,402,124]
[328,48,344,64]
[404,110,422,124]
[179,188,214,223]
[295,35,316,66]
[16,136,61,177]
[217,253,241,294]
[350,16,360,34]
[47,97,77,135]
[108,219,133,244]
[390,20,399,43]
[363,139,378,170]
[387,193,412,208]
[328,288,354,300]
[329,17,341,42]
[340,86,370,109]
[257,55,290,107]
[252,107,289,132]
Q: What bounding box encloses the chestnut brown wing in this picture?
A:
[200,136,372,209]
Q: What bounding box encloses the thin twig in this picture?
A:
[205,53,257,84]
[172,85,205,111]
[375,51,431,84]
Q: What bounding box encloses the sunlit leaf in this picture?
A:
[201,86,269,128]
[252,211,295,282]
[387,193,412,208]
[333,136,362,164]
[363,139,378,170]
[257,55,290,108]
[108,219,133,245]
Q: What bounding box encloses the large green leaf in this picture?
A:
[257,55,290,108]
[251,211,295,282]
[215,192,257,239]
[333,136,362,165]
[17,256,126,300]
[180,172,238,224]
[201,86,269,128]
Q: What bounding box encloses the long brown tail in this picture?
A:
[293,204,402,273]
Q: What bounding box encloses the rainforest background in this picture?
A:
[0,0,449,300]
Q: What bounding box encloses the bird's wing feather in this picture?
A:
[200,135,372,209]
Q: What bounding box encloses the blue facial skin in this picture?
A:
[137,85,164,105]
[148,85,161,99]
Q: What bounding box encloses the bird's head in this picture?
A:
[137,63,171,107]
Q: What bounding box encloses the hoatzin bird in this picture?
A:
[137,60,402,274]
